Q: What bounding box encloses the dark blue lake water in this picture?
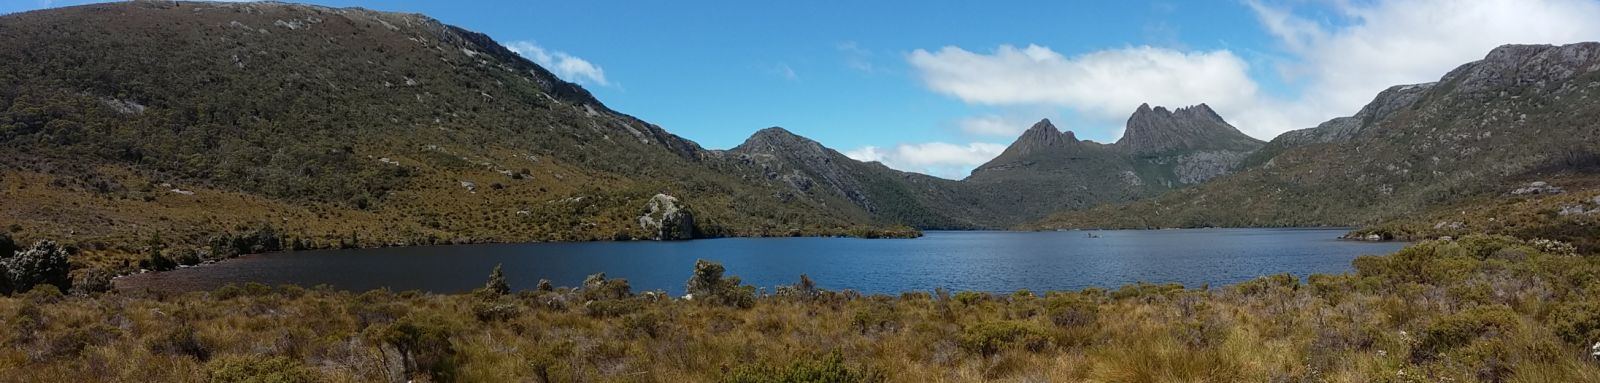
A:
[115,228,1406,295]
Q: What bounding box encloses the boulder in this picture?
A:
[637,194,695,240]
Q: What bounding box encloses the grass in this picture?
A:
[0,235,1597,382]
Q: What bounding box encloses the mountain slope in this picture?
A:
[0,1,912,267]
[708,128,990,229]
[1034,43,1600,229]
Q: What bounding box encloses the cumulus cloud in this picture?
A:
[957,115,1034,137]
[506,41,610,86]
[908,45,1260,122]
[845,142,1007,179]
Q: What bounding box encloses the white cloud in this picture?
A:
[904,0,1600,142]
[837,41,879,73]
[958,115,1031,137]
[506,41,610,87]
[908,45,1260,122]
[772,63,799,81]
[845,142,1006,179]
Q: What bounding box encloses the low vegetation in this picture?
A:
[0,235,1597,382]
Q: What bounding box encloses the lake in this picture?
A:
[114,228,1407,295]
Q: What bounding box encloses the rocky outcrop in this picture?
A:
[1274,83,1435,147]
[1117,103,1262,156]
[997,119,1079,159]
[638,194,694,240]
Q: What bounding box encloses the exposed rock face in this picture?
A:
[1113,103,1264,185]
[638,194,694,240]
[1117,103,1261,155]
[1274,83,1435,146]
[996,119,1079,159]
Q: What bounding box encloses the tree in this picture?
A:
[0,232,16,257]
[484,264,510,295]
[3,240,71,294]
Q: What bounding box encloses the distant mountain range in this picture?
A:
[1035,43,1600,229]
[3,1,1598,268]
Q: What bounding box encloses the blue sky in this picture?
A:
[9,0,1600,178]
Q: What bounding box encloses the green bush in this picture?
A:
[1413,306,1520,361]
[1547,300,1600,345]
[1110,282,1183,300]
[1045,294,1099,328]
[141,249,177,272]
[685,260,755,308]
[206,355,318,383]
[0,232,16,256]
[1236,273,1298,296]
[483,264,510,295]
[724,351,886,383]
[584,298,644,318]
[959,321,1049,356]
[470,301,519,322]
[3,240,71,294]
[580,273,632,301]
[953,291,987,306]
[851,301,898,335]
[370,315,458,381]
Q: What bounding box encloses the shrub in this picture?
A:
[724,351,886,383]
[1236,273,1298,296]
[206,354,318,383]
[172,248,202,267]
[1110,282,1184,300]
[371,315,458,381]
[1044,294,1099,328]
[0,232,16,256]
[851,301,898,335]
[775,274,821,300]
[584,298,644,318]
[72,268,114,295]
[483,264,510,295]
[685,259,755,308]
[959,321,1049,356]
[141,249,178,272]
[580,273,631,301]
[953,291,986,306]
[145,324,210,361]
[470,301,519,322]
[1413,306,1520,361]
[622,311,667,338]
[1548,300,1600,345]
[3,240,72,294]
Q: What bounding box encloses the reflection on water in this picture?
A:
[116,228,1407,295]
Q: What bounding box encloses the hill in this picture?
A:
[0,1,915,269]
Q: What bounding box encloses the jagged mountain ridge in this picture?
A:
[1035,42,1600,229]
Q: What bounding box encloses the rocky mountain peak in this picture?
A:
[1117,103,1260,156]
[999,119,1080,159]
[731,127,834,161]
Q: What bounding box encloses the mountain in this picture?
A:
[1034,43,1600,229]
[708,128,990,229]
[0,1,915,268]
[960,104,1263,225]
